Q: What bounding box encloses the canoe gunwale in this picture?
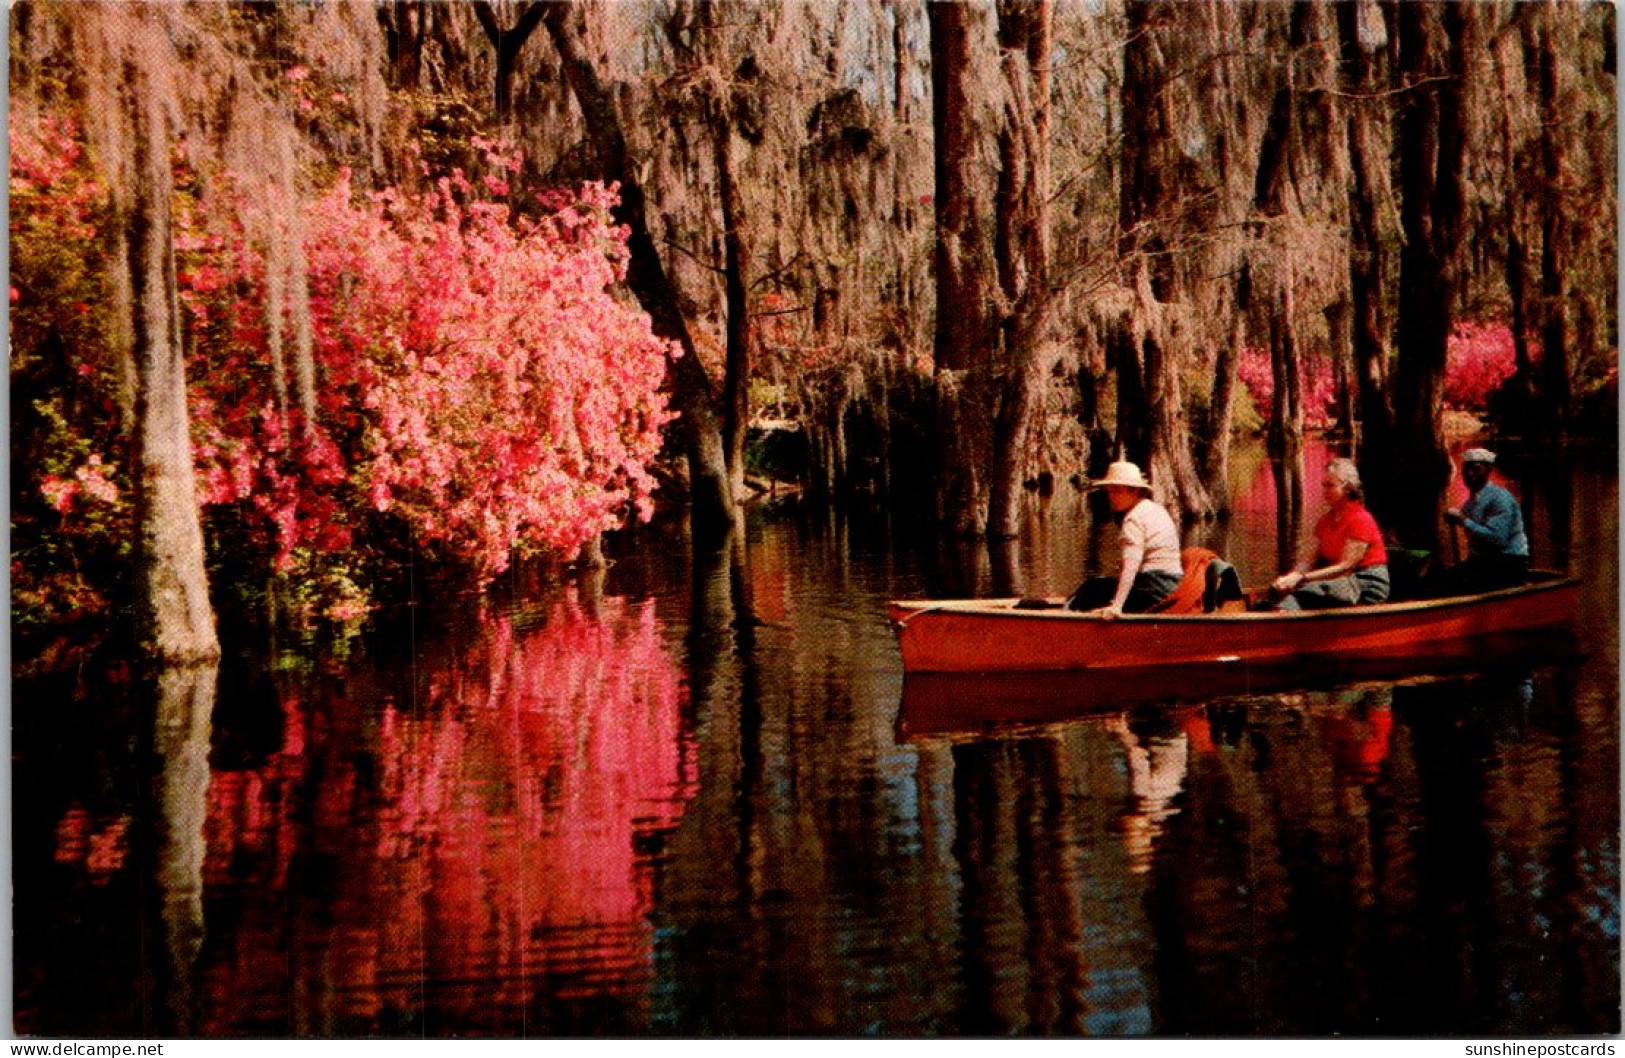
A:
[889,571,1578,627]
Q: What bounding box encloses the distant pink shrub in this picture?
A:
[1236,322,1522,427]
[1235,346,1338,429]
[1444,322,1518,411]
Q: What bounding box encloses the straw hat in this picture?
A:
[1461,448,1496,465]
[1091,460,1153,491]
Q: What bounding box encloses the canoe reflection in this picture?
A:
[896,627,1577,740]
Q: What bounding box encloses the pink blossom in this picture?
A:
[39,475,76,514]
[73,455,119,505]
[1235,346,1340,428]
[325,598,369,622]
[179,167,673,588]
[1444,322,1518,410]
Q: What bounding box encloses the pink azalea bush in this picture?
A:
[12,108,675,631]
[1236,322,1525,432]
[187,165,675,592]
[1235,346,1338,429]
[1444,322,1518,410]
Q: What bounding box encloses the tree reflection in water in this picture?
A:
[910,665,1612,1036]
[196,590,694,1035]
[18,442,1615,1037]
[153,663,217,1038]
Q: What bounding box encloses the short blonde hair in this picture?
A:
[1325,458,1363,501]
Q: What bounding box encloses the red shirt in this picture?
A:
[1314,501,1387,568]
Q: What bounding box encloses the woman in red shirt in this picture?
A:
[1270,458,1390,610]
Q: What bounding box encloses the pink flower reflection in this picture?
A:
[53,806,130,882]
[201,591,695,1032]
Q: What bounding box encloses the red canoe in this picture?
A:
[888,571,1580,674]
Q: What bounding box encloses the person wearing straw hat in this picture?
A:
[1444,447,1528,592]
[1066,460,1184,616]
[1270,457,1390,610]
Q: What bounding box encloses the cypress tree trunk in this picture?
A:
[716,118,752,502]
[1325,298,1359,448]
[988,0,1052,540]
[1145,327,1209,520]
[927,0,999,536]
[1337,0,1395,514]
[378,1,427,89]
[1535,5,1572,439]
[893,2,908,122]
[704,8,756,509]
[288,224,317,443]
[1206,310,1243,505]
[1392,0,1472,549]
[1495,32,1537,429]
[126,70,219,663]
[473,1,547,121]
[1109,323,1152,470]
[1251,1,1312,544]
[1075,337,1114,491]
[1198,0,1245,513]
[1114,10,1160,481]
[265,223,291,428]
[541,1,736,538]
[1267,282,1306,549]
[1118,0,1211,519]
[988,314,1043,539]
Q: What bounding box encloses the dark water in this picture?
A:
[12,442,1620,1037]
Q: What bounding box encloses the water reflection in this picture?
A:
[1111,712,1190,875]
[12,442,1617,1037]
[1306,685,1393,784]
[153,664,217,1037]
[907,661,1614,1035]
[354,594,692,1033]
[949,735,1101,1033]
[24,591,696,1036]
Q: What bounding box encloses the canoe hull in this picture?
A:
[889,574,1580,674]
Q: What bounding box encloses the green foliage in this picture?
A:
[1229,384,1265,438]
[747,378,791,419]
[396,88,489,187]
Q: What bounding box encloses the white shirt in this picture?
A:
[1122,497,1183,576]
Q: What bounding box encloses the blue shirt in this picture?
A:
[1461,482,1528,558]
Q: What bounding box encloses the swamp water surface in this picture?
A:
[13,442,1619,1036]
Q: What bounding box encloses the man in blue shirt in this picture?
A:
[1444,448,1529,592]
